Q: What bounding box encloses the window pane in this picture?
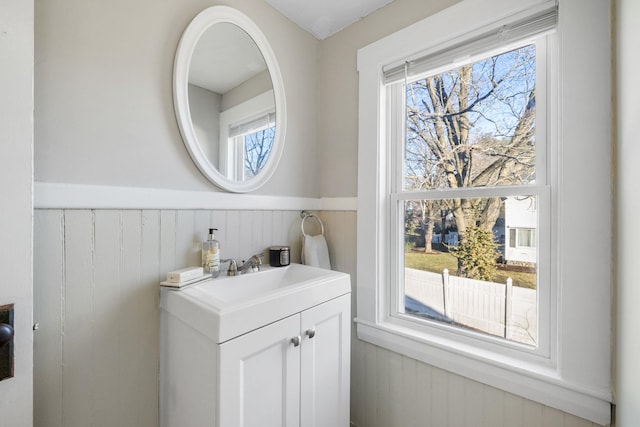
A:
[509,228,517,248]
[404,45,536,191]
[403,196,538,346]
[244,126,275,178]
[517,228,536,248]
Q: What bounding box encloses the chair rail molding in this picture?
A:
[34,182,357,211]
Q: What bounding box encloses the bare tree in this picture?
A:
[405,143,446,253]
[405,45,536,241]
[244,127,275,177]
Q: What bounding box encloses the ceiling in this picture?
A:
[264,0,395,40]
[189,23,268,94]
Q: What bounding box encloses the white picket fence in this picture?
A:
[404,268,537,346]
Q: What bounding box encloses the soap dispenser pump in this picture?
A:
[202,228,220,276]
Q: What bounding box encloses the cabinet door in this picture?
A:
[300,294,351,427]
[219,314,301,427]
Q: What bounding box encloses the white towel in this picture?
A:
[302,234,331,270]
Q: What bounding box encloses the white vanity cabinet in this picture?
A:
[159,264,351,427]
[219,294,350,427]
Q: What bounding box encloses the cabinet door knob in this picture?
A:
[306,328,316,339]
[290,336,301,347]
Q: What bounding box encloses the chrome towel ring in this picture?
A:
[300,210,324,237]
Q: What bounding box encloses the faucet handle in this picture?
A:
[221,258,238,276]
[249,253,264,271]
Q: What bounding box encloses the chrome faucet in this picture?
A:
[221,259,238,276]
[222,253,263,276]
[238,253,263,274]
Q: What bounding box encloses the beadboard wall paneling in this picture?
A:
[347,342,604,427]
[33,210,64,427]
[34,209,604,427]
[33,208,306,427]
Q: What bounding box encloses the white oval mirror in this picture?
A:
[174,6,287,192]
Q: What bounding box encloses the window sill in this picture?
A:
[354,318,611,425]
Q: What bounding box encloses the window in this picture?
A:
[242,126,275,178]
[510,228,536,248]
[356,0,611,424]
[229,114,276,180]
[392,40,547,347]
[218,90,276,181]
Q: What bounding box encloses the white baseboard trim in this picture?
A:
[34,182,357,211]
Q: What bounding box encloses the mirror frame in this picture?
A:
[174,6,287,193]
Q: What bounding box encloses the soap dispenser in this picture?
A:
[202,228,221,276]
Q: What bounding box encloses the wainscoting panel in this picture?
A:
[34,208,604,427]
[33,210,64,427]
[347,341,604,427]
[33,208,306,427]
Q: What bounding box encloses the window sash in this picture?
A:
[395,37,549,193]
[228,124,276,181]
[386,35,551,354]
[228,112,276,138]
[389,186,551,354]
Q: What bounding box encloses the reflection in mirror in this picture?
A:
[173,6,286,193]
[187,22,276,180]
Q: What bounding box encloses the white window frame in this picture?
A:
[218,90,275,179]
[356,0,612,424]
[512,228,536,248]
[230,121,276,181]
[387,38,552,350]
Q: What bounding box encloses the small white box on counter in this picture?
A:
[166,267,204,283]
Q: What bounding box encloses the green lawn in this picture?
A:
[404,251,536,289]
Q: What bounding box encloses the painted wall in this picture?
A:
[317,0,462,197]
[616,0,640,424]
[188,84,221,164]
[0,0,34,425]
[222,69,272,111]
[34,0,320,197]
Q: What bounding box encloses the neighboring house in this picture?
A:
[504,196,537,264]
[431,196,537,265]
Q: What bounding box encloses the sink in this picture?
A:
[190,263,341,303]
[160,263,351,343]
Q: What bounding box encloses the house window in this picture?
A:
[231,123,275,180]
[227,111,276,181]
[218,90,276,181]
[518,228,536,247]
[395,40,546,346]
[243,126,275,177]
[510,227,536,248]
[356,0,612,423]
